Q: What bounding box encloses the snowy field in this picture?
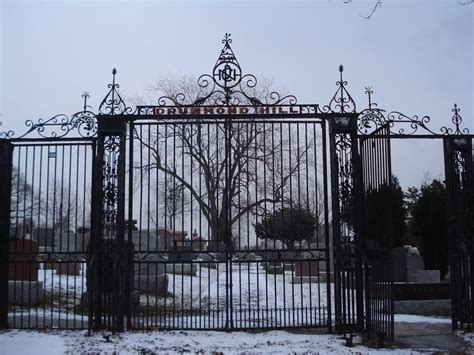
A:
[136,262,329,329]
[10,261,329,330]
[6,264,472,353]
[1,315,472,355]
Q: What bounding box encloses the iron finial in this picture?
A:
[365,87,374,110]
[451,103,463,134]
[98,67,129,115]
[82,91,90,112]
[223,33,232,45]
[323,64,356,114]
[441,103,469,135]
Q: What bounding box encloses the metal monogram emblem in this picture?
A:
[212,33,242,90]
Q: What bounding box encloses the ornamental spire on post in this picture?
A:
[82,91,90,112]
[324,65,356,114]
[441,103,470,135]
[98,68,130,115]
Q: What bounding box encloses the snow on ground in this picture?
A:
[166,262,328,312]
[10,262,329,329]
[0,330,67,355]
[0,329,414,354]
[1,313,467,354]
[394,314,454,325]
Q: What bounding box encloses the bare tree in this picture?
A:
[10,167,42,234]
[159,181,190,231]
[343,0,472,19]
[134,75,314,245]
[47,178,76,232]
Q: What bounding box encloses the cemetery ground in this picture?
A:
[2,261,474,353]
[0,315,473,354]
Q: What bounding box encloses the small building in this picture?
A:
[156,228,188,251]
[191,229,207,251]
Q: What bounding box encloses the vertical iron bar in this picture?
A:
[0,140,13,329]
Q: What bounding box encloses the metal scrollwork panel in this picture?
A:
[1,111,98,139]
[334,132,356,239]
[441,104,470,135]
[322,65,356,114]
[102,135,121,239]
[157,33,298,107]
[99,68,134,115]
[358,89,470,137]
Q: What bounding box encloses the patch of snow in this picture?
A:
[0,329,422,354]
[0,330,67,355]
[394,314,451,324]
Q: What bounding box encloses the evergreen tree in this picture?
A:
[254,205,317,249]
[410,180,448,277]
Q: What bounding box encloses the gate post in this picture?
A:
[89,115,128,332]
[0,139,13,329]
[444,137,473,330]
[329,114,365,334]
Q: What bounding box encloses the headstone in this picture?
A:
[156,228,188,251]
[283,262,294,271]
[165,263,197,275]
[55,231,77,252]
[244,253,258,261]
[54,231,83,275]
[8,239,44,305]
[9,239,38,281]
[394,283,450,301]
[196,254,217,269]
[264,261,284,274]
[391,247,425,282]
[168,244,194,263]
[391,247,409,282]
[43,262,56,270]
[295,259,319,277]
[8,281,44,306]
[408,270,441,283]
[32,228,55,248]
[393,283,451,316]
[407,251,425,276]
[55,262,81,276]
[292,254,320,284]
[76,231,90,253]
[82,240,135,309]
[195,253,213,262]
[132,231,168,294]
[191,229,207,251]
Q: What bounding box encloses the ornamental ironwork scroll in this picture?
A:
[157,33,298,107]
[0,92,98,139]
[358,89,470,137]
[99,68,133,116]
[322,65,357,114]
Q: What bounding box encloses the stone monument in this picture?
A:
[8,238,44,305]
[132,230,169,295]
[292,253,320,284]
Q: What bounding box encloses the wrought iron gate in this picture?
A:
[0,34,473,342]
[124,34,333,330]
[329,113,364,334]
[126,116,331,330]
[444,136,473,330]
[1,136,96,329]
[359,124,394,343]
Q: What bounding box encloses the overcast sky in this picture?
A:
[1,0,473,188]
